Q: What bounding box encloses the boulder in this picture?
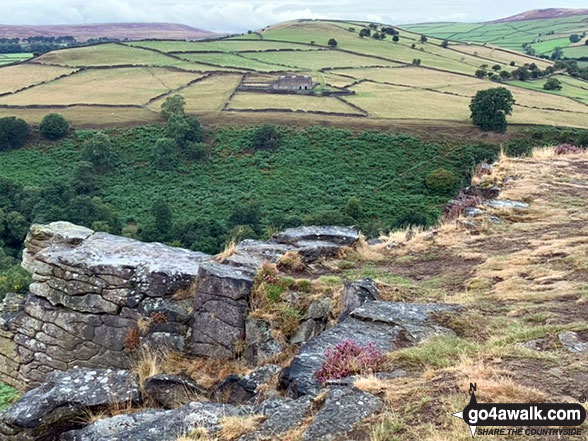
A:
[338,279,379,322]
[244,317,285,365]
[240,396,312,440]
[190,262,255,359]
[143,374,207,408]
[292,298,332,345]
[558,331,588,354]
[212,365,281,405]
[302,387,382,441]
[0,368,140,440]
[224,240,295,269]
[282,301,461,397]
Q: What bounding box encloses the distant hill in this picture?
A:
[0,22,218,41]
[487,8,588,23]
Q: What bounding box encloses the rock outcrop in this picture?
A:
[0,368,140,440]
[0,222,360,387]
[281,301,461,397]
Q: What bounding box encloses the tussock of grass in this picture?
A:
[219,415,265,440]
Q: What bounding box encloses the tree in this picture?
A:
[412,58,421,66]
[511,66,530,81]
[441,39,449,48]
[39,113,69,140]
[152,199,172,239]
[543,78,562,91]
[72,161,100,194]
[469,87,516,132]
[0,117,30,151]
[359,28,371,38]
[550,47,564,60]
[420,35,427,43]
[510,61,516,66]
[344,197,362,220]
[160,94,186,120]
[327,38,337,48]
[392,35,400,42]
[82,133,118,173]
[152,137,179,171]
[368,23,378,30]
[569,34,581,43]
[251,124,281,150]
[499,70,511,80]
[475,69,487,78]
[492,64,501,71]
[167,114,203,147]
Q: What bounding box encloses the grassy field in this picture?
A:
[0,53,33,66]
[0,19,587,128]
[404,15,588,61]
[508,74,588,105]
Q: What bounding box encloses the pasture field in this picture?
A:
[0,53,33,65]
[226,91,363,114]
[404,15,588,61]
[0,19,587,128]
[508,75,588,105]
[0,64,76,94]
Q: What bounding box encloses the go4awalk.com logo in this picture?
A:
[452,383,587,437]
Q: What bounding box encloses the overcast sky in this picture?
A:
[1,0,587,33]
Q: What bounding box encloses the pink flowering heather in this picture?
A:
[315,339,388,383]
[554,144,585,155]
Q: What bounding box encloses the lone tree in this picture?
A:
[441,39,449,48]
[40,113,69,140]
[420,35,427,43]
[543,78,562,90]
[82,133,118,173]
[392,35,400,42]
[161,94,186,120]
[470,87,515,132]
[359,28,371,38]
[328,38,338,48]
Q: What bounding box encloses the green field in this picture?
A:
[404,15,588,61]
[0,19,587,128]
[508,74,588,105]
[0,53,33,65]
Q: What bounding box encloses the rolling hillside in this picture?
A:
[0,19,587,128]
[404,9,588,62]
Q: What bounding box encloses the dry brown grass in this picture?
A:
[165,353,250,389]
[219,415,265,440]
[216,239,237,262]
[277,251,306,272]
[173,281,199,300]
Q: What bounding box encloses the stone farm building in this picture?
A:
[272,75,313,92]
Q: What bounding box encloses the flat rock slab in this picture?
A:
[61,401,251,441]
[274,226,360,247]
[1,368,140,439]
[558,331,588,354]
[282,301,461,397]
[483,199,529,210]
[302,387,382,441]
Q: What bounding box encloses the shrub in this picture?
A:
[554,144,584,155]
[425,168,459,195]
[315,339,388,383]
[39,113,69,140]
[250,124,281,150]
[344,197,362,220]
[0,116,30,151]
[167,114,203,147]
[575,132,588,147]
[0,265,31,301]
[328,38,338,48]
[441,39,449,48]
[470,87,515,132]
[152,137,179,171]
[504,139,532,157]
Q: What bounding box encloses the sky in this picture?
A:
[1,0,587,33]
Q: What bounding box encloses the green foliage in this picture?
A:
[250,124,282,150]
[470,87,515,132]
[344,197,362,220]
[160,94,186,120]
[0,125,501,255]
[72,161,100,194]
[425,168,459,195]
[569,34,581,43]
[152,137,179,171]
[0,116,30,151]
[359,28,371,38]
[474,69,487,78]
[327,38,338,48]
[504,139,532,157]
[82,133,118,173]
[0,264,31,301]
[0,383,20,411]
[420,35,427,43]
[577,132,588,147]
[543,78,562,91]
[167,114,203,148]
[441,39,449,48]
[39,113,70,140]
